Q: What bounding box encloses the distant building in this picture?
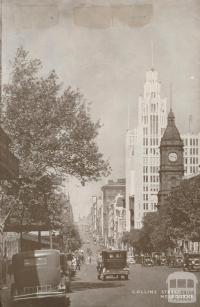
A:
[182,132,200,176]
[108,193,126,248]
[101,179,126,245]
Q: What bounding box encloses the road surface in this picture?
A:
[70,263,200,307]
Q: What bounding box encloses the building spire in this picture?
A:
[151,40,154,69]
[170,83,173,110]
[189,115,192,133]
[127,103,130,130]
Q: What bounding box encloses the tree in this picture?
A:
[1,47,111,230]
[121,229,141,252]
[3,47,111,184]
[160,176,200,242]
[138,175,200,253]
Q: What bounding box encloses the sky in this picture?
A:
[3,0,200,220]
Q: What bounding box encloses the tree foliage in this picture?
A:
[3,47,111,184]
[1,47,111,232]
[123,175,200,253]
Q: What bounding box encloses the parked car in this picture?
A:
[142,256,154,267]
[152,252,165,266]
[183,253,200,272]
[168,255,184,268]
[97,250,129,280]
[10,249,70,307]
[127,256,136,265]
[159,256,167,266]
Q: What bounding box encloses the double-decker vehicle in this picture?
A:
[183,253,200,272]
[97,250,129,280]
[10,249,70,307]
[168,255,184,268]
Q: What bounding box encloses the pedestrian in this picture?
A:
[2,256,7,285]
[7,263,13,281]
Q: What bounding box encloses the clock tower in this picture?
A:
[158,109,184,207]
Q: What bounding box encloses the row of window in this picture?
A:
[185,166,199,174]
[143,203,157,211]
[143,138,159,146]
[143,175,159,182]
[143,126,165,136]
[143,148,159,155]
[183,138,199,146]
[184,157,199,165]
[184,148,199,156]
[143,166,159,173]
[143,185,159,192]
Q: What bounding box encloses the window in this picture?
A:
[177,279,186,288]
[187,279,194,288]
[169,279,176,288]
[24,257,47,267]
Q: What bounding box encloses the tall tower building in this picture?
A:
[126,71,200,230]
[158,109,184,207]
[126,68,167,229]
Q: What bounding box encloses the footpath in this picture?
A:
[0,277,12,307]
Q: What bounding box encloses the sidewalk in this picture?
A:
[0,276,13,307]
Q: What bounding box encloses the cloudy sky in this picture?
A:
[3,0,200,219]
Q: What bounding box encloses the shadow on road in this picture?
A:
[71,281,124,292]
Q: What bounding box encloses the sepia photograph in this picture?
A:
[0,0,200,306]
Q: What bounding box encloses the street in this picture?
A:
[70,263,200,307]
[1,262,200,307]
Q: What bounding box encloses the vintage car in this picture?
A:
[127,256,136,265]
[152,252,166,266]
[142,256,154,267]
[159,256,167,266]
[183,253,200,272]
[168,255,184,268]
[97,250,129,280]
[10,249,70,307]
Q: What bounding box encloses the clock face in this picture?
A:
[168,152,177,162]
